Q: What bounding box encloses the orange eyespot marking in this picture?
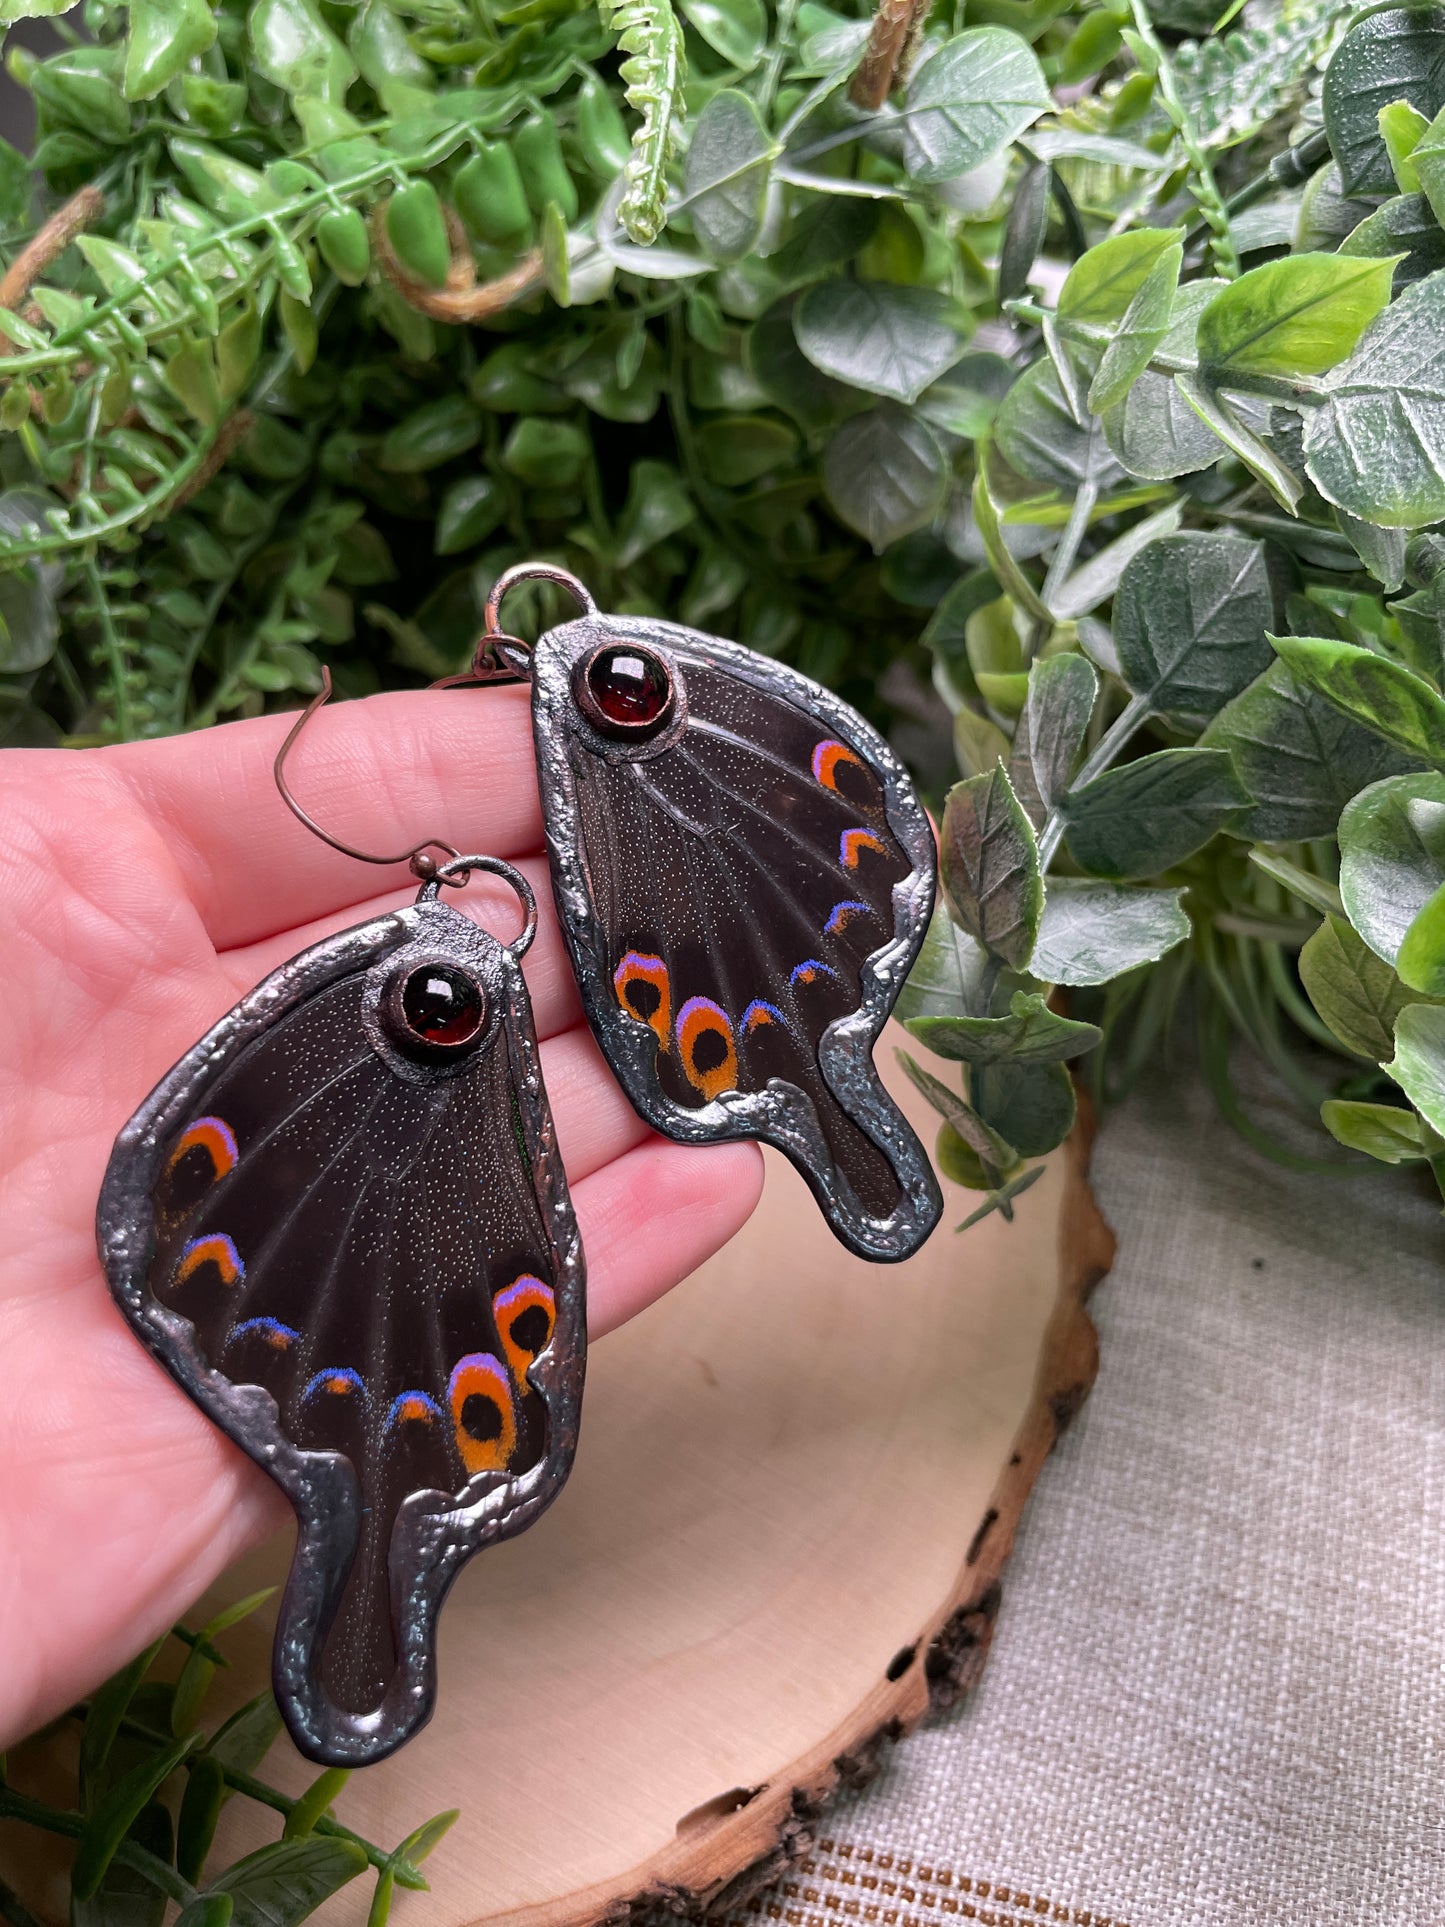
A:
[813,739,865,793]
[233,1317,297,1352]
[177,1234,244,1288]
[449,1352,517,1476]
[791,959,839,990]
[840,827,887,871]
[167,1116,238,1182]
[613,951,672,1051]
[742,999,786,1035]
[302,1367,366,1404]
[494,1275,556,1383]
[676,997,738,1102]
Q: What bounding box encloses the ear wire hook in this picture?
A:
[433,562,598,690]
[274,668,467,886]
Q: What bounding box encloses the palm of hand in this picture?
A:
[0,687,761,1749]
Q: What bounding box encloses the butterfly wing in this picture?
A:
[532,614,941,1261]
[97,898,584,1766]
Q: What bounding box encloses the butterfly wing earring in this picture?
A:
[462,563,942,1265]
[97,682,584,1767]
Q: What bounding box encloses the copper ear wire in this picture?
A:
[434,562,599,691]
[273,668,466,886]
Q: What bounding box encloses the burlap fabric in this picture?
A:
[728,1062,1445,1927]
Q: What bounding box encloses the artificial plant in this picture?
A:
[0,0,1443,1223]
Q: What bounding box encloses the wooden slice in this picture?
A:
[195,1029,1115,1922]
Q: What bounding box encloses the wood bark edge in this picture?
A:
[482,1114,1116,1927]
[849,0,931,110]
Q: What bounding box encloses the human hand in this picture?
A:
[0,686,763,1748]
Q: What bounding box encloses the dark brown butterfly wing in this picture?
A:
[97,898,584,1766]
[532,614,941,1261]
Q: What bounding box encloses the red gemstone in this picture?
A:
[586,646,672,730]
[400,964,485,1046]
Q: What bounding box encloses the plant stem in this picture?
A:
[0,1790,196,1904]
[1039,478,1098,616]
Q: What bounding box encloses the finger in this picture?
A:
[578,1138,764,1338]
[215,856,587,1042]
[96,683,541,954]
[538,1021,653,1182]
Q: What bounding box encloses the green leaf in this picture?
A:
[1299,913,1416,1060]
[1398,880,1445,994]
[177,1754,226,1885]
[174,1899,234,1927]
[1386,1001,1445,1134]
[896,1052,1019,1170]
[249,0,358,102]
[1087,243,1182,416]
[1008,652,1097,830]
[905,991,1100,1067]
[1341,193,1445,291]
[1338,771,1445,965]
[73,1803,173,1927]
[196,1838,368,1927]
[389,1806,460,1873]
[435,475,506,555]
[1323,7,1445,196]
[955,1162,1046,1230]
[896,902,990,1022]
[600,0,687,246]
[678,0,765,68]
[1030,877,1190,986]
[282,1767,351,1840]
[899,28,1051,184]
[684,90,776,264]
[1202,659,1423,842]
[1059,228,1184,326]
[1303,268,1445,529]
[939,768,1044,969]
[993,360,1124,494]
[1051,502,1184,623]
[1062,748,1247,879]
[1196,253,1395,380]
[821,406,946,551]
[72,1733,200,1900]
[746,301,857,432]
[934,1121,998,1190]
[794,281,964,405]
[368,1869,396,1927]
[80,1639,166,1811]
[1114,532,1273,719]
[973,1058,1076,1159]
[1270,633,1445,765]
[205,1693,283,1775]
[379,399,483,474]
[615,459,694,566]
[125,0,216,100]
[1321,1097,1435,1162]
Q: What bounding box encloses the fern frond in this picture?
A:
[597,0,687,245]
[1172,0,1347,152]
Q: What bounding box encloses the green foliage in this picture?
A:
[5,0,1445,1223]
[1,1601,456,1922]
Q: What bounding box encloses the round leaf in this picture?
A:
[821,406,947,551]
[794,280,965,405]
[900,28,1051,185]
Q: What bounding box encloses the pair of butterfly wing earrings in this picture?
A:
[97,564,942,1766]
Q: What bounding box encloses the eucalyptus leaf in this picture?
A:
[939,767,1044,969]
[1299,913,1416,1060]
[794,280,964,404]
[898,27,1051,185]
[1338,770,1445,965]
[821,407,947,551]
[972,1058,1076,1159]
[905,991,1100,1066]
[896,1050,1019,1170]
[1061,747,1248,879]
[1030,877,1190,986]
[1202,660,1423,842]
[684,90,777,264]
[1386,1000,1445,1133]
[1113,532,1273,718]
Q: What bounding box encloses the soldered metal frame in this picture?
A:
[96,886,586,1767]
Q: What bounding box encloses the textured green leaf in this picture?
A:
[1059,228,1183,326]
[249,0,357,102]
[80,1640,166,1812]
[1197,253,1395,379]
[1008,652,1097,829]
[1113,532,1273,718]
[1062,747,1247,879]
[678,0,766,68]
[1324,7,1445,195]
[1087,243,1182,416]
[72,1733,199,1900]
[684,90,776,264]
[972,1058,1076,1159]
[1386,1001,1445,1133]
[1030,878,1190,986]
[905,992,1100,1067]
[899,28,1050,184]
[794,281,964,404]
[1341,193,1445,291]
[1338,771,1445,965]
[821,407,946,551]
[1299,913,1416,1060]
[1397,880,1445,995]
[896,903,990,1023]
[896,1052,1018,1169]
[1270,634,1445,764]
[1202,660,1422,842]
[939,768,1044,969]
[1321,1097,1434,1162]
[1303,269,1445,529]
[197,1838,368,1927]
[993,360,1124,493]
